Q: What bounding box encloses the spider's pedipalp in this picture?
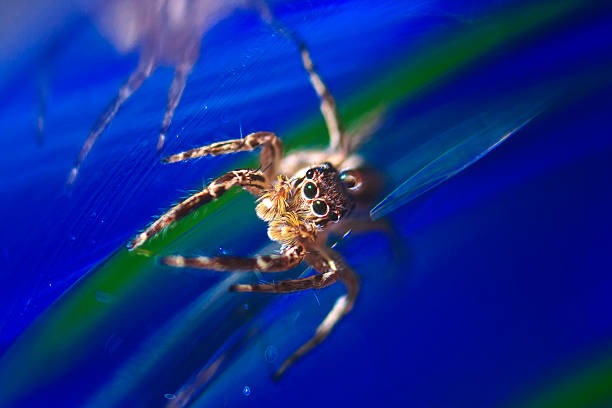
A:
[127,169,269,251]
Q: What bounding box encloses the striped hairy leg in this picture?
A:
[127,169,269,250]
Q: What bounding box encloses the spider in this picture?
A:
[127,14,384,380]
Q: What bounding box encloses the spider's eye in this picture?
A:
[312,200,329,216]
[303,182,318,199]
[305,169,315,179]
[328,212,340,222]
[340,171,361,190]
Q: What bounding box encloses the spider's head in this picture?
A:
[292,163,357,228]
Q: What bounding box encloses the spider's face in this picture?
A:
[292,163,355,228]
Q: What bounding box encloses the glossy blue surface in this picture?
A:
[1,0,612,407]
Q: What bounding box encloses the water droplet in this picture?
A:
[264,346,278,363]
[218,247,226,255]
[164,393,176,400]
[242,386,251,396]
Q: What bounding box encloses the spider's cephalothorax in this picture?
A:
[127,13,383,380]
[257,163,356,247]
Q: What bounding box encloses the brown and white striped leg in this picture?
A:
[273,248,359,380]
[230,270,338,294]
[127,169,269,251]
[67,59,155,187]
[163,131,284,180]
[258,4,345,154]
[157,60,194,151]
[298,44,345,154]
[161,245,305,272]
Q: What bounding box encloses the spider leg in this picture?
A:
[163,131,284,180]
[127,169,269,250]
[157,60,194,151]
[298,42,345,154]
[67,59,155,187]
[230,271,338,294]
[258,4,345,154]
[161,244,304,272]
[273,247,359,380]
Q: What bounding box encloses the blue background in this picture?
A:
[1,0,612,407]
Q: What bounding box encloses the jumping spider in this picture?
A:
[127,23,383,379]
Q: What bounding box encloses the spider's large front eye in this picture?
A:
[302,182,318,199]
[312,200,329,216]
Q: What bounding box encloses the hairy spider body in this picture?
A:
[257,164,355,245]
[127,14,385,379]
